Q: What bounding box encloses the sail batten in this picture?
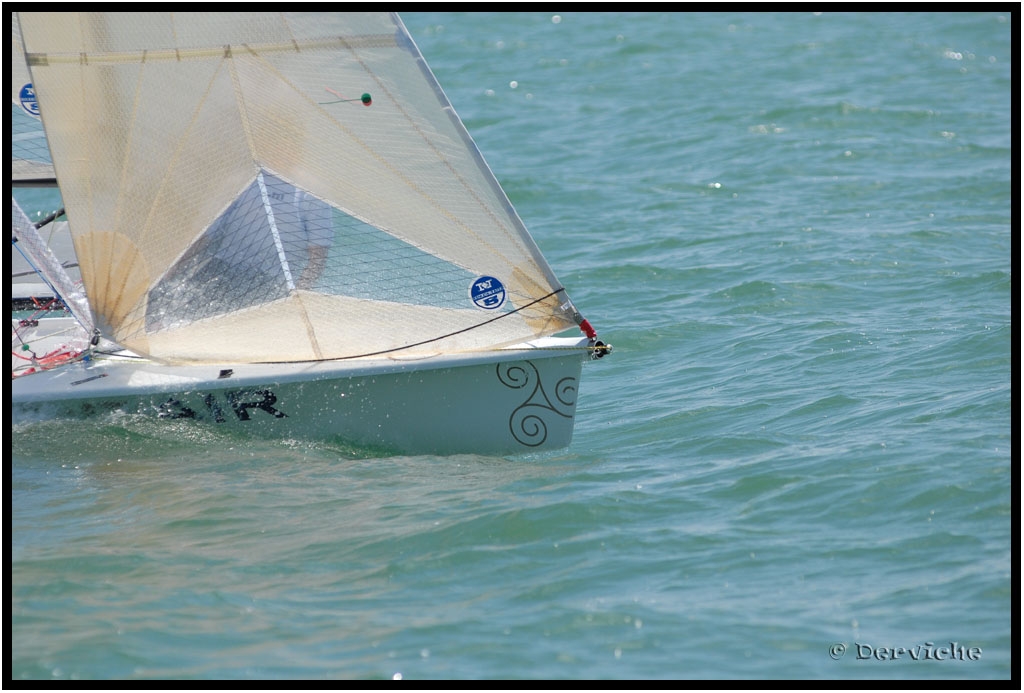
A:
[19,12,579,364]
[24,34,402,66]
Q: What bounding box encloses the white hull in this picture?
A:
[12,319,591,455]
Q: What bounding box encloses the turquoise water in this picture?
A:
[11,12,1013,680]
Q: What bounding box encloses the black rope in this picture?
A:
[34,207,66,229]
[261,287,571,364]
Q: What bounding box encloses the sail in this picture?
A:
[11,12,55,186]
[11,197,93,332]
[17,12,583,364]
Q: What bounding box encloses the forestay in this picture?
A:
[18,12,585,364]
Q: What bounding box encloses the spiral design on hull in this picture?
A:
[497,361,577,447]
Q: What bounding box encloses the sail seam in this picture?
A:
[256,172,297,290]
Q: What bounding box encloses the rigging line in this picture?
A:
[11,237,65,314]
[259,287,571,365]
[33,207,65,229]
[10,228,93,338]
[90,350,145,360]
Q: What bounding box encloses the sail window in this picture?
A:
[145,169,484,333]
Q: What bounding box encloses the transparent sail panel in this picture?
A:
[147,173,293,332]
[147,170,486,334]
[326,210,479,309]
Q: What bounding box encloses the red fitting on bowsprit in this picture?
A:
[578,318,597,339]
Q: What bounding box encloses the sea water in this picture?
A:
[10,12,1013,680]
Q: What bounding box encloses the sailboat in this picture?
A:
[11,12,610,455]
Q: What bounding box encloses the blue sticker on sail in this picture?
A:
[20,84,39,117]
[470,276,506,310]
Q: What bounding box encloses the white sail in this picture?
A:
[11,12,55,185]
[18,12,584,364]
[11,197,93,332]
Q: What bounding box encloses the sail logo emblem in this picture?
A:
[20,84,39,117]
[470,276,507,310]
